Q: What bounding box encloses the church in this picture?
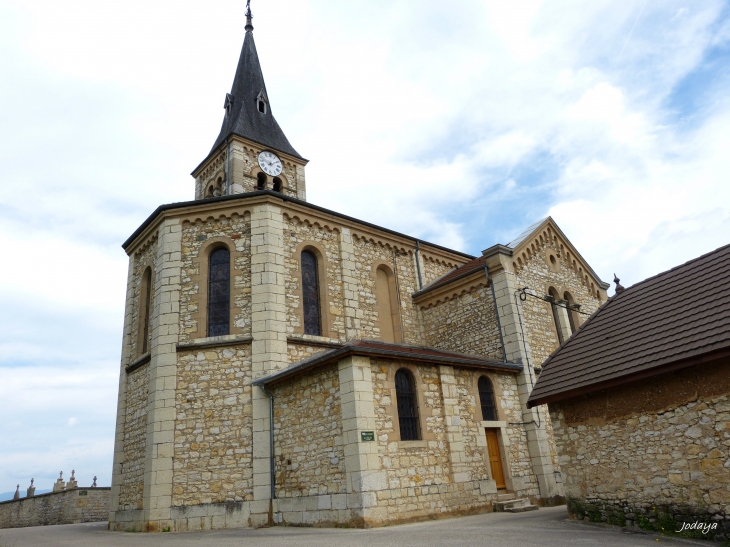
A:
[109,6,609,532]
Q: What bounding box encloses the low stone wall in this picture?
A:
[0,488,110,529]
[550,358,730,541]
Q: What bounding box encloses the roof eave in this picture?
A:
[253,345,522,388]
[527,346,730,408]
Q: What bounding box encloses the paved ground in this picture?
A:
[0,507,719,547]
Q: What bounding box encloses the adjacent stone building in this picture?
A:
[528,244,730,539]
[109,8,609,532]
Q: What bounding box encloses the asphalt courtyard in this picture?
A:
[0,506,719,547]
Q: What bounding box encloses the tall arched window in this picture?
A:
[375,265,401,343]
[478,376,498,421]
[208,247,230,337]
[272,177,282,192]
[395,369,420,440]
[137,267,152,355]
[548,287,564,344]
[563,291,579,334]
[301,250,321,336]
[256,172,267,191]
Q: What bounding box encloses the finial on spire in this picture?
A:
[245,0,254,32]
[613,274,625,294]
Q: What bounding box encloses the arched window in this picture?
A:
[478,376,498,421]
[256,172,267,191]
[375,265,401,343]
[563,291,579,334]
[138,267,152,355]
[257,98,266,113]
[548,287,564,344]
[272,177,282,192]
[207,247,230,337]
[301,250,321,336]
[395,368,420,440]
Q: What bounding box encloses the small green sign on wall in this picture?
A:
[360,431,375,442]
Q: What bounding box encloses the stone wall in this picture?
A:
[272,365,346,498]
[180,214,252,342]
[130,238,157,359]
[550,358,730,538]
[421,286,503,360]
[365,358,538,522]
[284,217,345,341]
[173,344,254,506]
[512,234,602,366]
[118,362,149,510]
[351,236,424,346]
[0,488,110,529]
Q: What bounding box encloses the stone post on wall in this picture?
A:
[250,201,288,526]
[483,245,563,502]
[141,218,183,530]
[337,355,385,525]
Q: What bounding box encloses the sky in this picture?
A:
[0,0,729,493]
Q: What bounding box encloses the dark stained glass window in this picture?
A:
[395,369,420,440]
[479,376,498,421]
[208,247,230,337]
[301,250,321,336]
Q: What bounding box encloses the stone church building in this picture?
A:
[109,10,609,532]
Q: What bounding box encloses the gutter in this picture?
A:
[484,264,507,363]
[259,385,276,501]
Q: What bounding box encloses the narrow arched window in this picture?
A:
[272,177,282,192]
[564,291,579,334]
[301,250,321,336]
[395,369,420,440]
[256,172,267,191]
[478,376,498,421]
[208,247,230,337]
[138,267,152,355]
[548,287,564,344]
[375,265,401,343]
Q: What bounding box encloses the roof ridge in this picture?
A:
[613,243,730,296]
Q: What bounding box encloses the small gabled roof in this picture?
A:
[194,24,303,175]
[252,340,522,387]
[414,216,608,298]
[527,243,730,408]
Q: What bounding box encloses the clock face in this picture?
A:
[258,151,282,177]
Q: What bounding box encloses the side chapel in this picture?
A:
[109,6,609,531]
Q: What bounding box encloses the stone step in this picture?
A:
[493,498,538,513]
[496,491,516,502]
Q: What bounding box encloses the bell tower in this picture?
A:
[191,2,308,201]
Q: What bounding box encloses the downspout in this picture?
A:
[415,241,424,290]
[259,385,276,502]
[484,264,507,364]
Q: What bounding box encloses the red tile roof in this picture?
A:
[527,243,730,407]
[254,339,521,387]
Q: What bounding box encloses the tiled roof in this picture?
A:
[253,340,521,387]
[414,256,486,296]
[527,243,730,407]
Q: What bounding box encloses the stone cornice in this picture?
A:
[123,191,476,266]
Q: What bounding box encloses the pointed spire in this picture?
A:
[204,13,303,161]
[245,0,254,33]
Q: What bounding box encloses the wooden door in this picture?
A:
[485,429,506,489]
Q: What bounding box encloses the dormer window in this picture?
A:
[224,93,234,116]
[256,90,268,114]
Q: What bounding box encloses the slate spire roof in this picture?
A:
[207,15,303,161]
